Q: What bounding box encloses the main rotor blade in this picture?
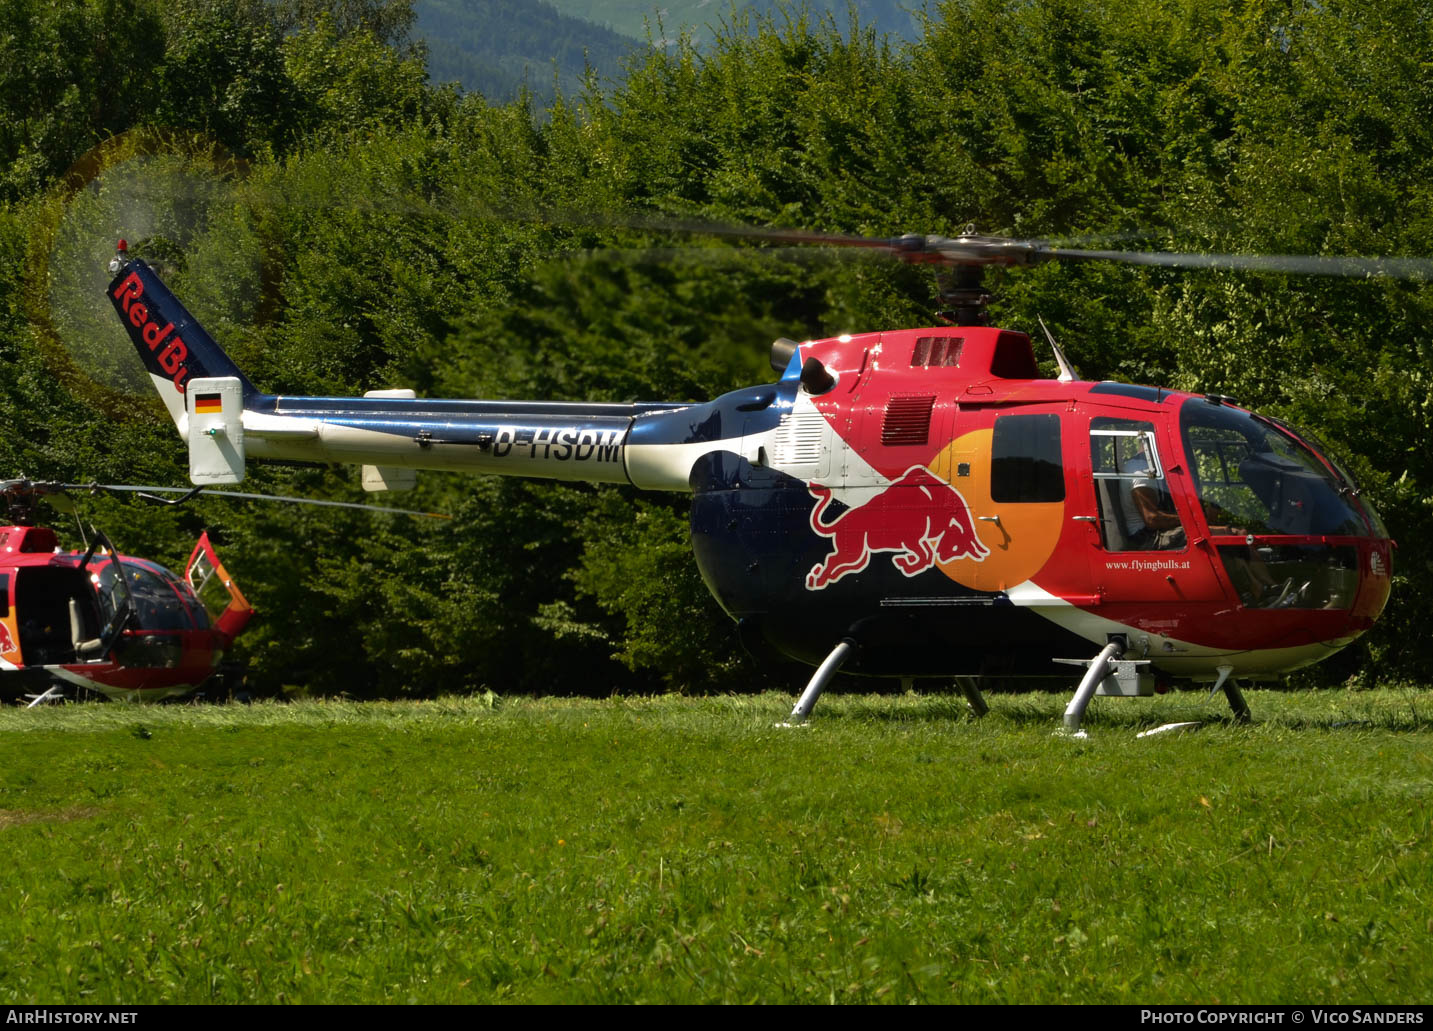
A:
[74,484,451,519]
[783,232,1433,280]
[623,218,1433,281]
[1039,247,1433,281]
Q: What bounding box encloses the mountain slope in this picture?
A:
[416,0,644,102]
[412,0,923,104]
[546,0,923,44]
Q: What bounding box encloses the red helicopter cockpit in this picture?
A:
[1,480,252,704]
[1178,401,1386,609]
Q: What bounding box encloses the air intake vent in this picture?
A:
[881,395,936,446]
[771,409,826,467]
[911,336,963,368]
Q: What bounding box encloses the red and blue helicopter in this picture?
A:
[103,230,1398,730]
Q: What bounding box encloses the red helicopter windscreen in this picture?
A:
[1180,400,1371,537]
[87,558,210,632]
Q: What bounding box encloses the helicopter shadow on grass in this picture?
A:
[792,684,1433,733]
[790,673,1211,729]
[1259,709,1433,734]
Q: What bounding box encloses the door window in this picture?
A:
[1090,419,1186,552]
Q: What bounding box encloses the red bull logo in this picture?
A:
[0,620,14,655]
[111,270,191,393]
[805,465,989,590]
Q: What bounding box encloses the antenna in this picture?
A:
[1037,316,1080,383]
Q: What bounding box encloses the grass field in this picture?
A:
[1,688,1430,1004]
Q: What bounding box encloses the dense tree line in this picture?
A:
[1,0,1429,698]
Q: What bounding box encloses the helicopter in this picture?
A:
[0,479,252,705]
[102,229,1399,731]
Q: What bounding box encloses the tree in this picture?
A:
[0,0,166,201]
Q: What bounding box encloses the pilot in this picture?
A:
[1201,501,1296,607]
[1120,447,1185,550]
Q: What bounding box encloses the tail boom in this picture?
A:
[109,254,710,488]
[240,395,652,483]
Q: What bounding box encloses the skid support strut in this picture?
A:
[955,676,989,717]
[784,638,856,724]
[1209,664,1251,723]
[1061,640,1126,735]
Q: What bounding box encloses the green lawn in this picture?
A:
[1,689,1429,1003]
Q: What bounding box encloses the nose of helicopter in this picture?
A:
[1179,397,1394,647]
[1349,539,1394,631]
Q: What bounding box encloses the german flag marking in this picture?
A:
[194,392,223,414]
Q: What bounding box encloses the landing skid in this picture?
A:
[24,686,65,708]
[901,675,990,718]
[1208,664,1251,723]
[1055,648,1252,734]
[781,640,1251,732]
[780,639,994,725]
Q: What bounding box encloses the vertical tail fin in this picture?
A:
[107,250,256,432]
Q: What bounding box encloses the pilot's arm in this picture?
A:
[1202,501,1244,535]
[1131,483,1181,531]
